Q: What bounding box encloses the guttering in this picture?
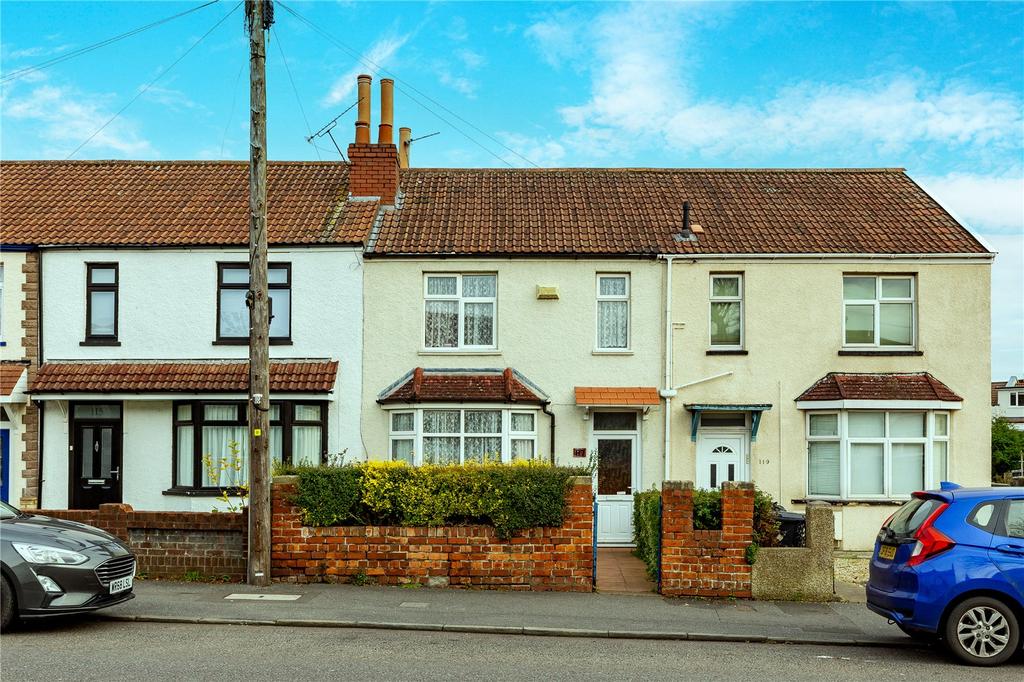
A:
[661,252,994,261]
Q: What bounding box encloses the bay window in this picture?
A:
[388,407,538,465]
[842,275,915,348]
[423,273,497,350]
[172,400,326,490]
[596,274,630,350]
[806,410,950,499]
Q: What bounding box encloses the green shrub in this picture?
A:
[692,489,722,530]
[752,489,781,548]
[632,489,661,580]
[278,461,586,540]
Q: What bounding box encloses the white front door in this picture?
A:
[696,434,745,489]
[593,434,638,545]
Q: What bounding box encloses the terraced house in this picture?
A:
[0,75,994,550]
[0,160,375,511]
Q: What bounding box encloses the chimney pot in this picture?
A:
[355,74,372,144]
[399,127,412,168]
[378,78,394,145]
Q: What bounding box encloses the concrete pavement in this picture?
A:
[93,579,912,647]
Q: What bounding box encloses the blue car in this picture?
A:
[867,484,1024,666]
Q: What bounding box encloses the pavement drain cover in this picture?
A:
[224,593,302,601]
[399,602,429,608]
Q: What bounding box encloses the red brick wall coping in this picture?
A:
[659,480,754,599]
[271,475,594,591]
[37,504,247,582]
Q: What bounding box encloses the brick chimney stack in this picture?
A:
[348,74,400,205]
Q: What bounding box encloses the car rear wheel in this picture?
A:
[1,575,15,631]
[943,596,1020,666]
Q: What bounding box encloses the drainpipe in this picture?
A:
[35,249,44,508]
[541,401,556,464]
[659,255,678,483]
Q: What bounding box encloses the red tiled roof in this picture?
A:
[0,161,377,246]
[371,168,988,256]
[575,386,660,406]
[993,381,1008,406]
[1,364,27,397]
[29,361,338,393]
[796,373,962,403]
[378,368,546,404]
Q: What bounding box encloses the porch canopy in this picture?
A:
[28,359,338,399]
[575,386,660,419]
[0,363,28,404]
[684,404,772,442]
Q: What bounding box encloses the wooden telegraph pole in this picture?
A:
[246,0,272,587]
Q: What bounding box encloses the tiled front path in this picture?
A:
[596,548,656,595]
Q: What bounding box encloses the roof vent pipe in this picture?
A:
[355,74,372,144]
[398,127,412,168]
[378,78,394,145]
[682,201,691,235]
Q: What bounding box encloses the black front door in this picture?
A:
[71,410,122,509]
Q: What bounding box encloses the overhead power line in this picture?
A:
[271,25,319,160]
[1,0,223,85]
[277,1,539,168]
[65,2,241,160]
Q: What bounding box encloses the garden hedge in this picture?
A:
[276,461,589,540]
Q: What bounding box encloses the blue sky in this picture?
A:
[1,1,1022,377]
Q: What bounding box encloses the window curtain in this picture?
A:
[423,437,459,464]
[808,441,840,496]
[176,425,194,487]
[292,425,322,465]
[462,275,496,297]
[463,302,494,346]
[391,439,414,464]
[710,302,741,345]
[425,301,458,347]
[202,426,248,487]
[511,439,534,461]
[597,300,628,348]
[270,425,284,465]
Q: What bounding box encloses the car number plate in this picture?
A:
[878,544,897,561]
[109,575,133,594]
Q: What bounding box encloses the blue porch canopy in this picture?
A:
[684,404,773,442]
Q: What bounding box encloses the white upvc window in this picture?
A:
[423,273,497,350]
[709,273,743,348]
[1010,391,1024,407]
[842,275,916,348]
[806,410,951,500]
[387,407,539,465]
[596,274,630,351]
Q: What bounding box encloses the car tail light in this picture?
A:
[907,502,954,566]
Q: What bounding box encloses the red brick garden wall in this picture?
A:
[37,504,247,581]
[660,480,754,598]
[271,476,594,591]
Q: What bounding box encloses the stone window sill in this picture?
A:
[838,350,923,357]
[162,487,245,497]
[706,349,748,356]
